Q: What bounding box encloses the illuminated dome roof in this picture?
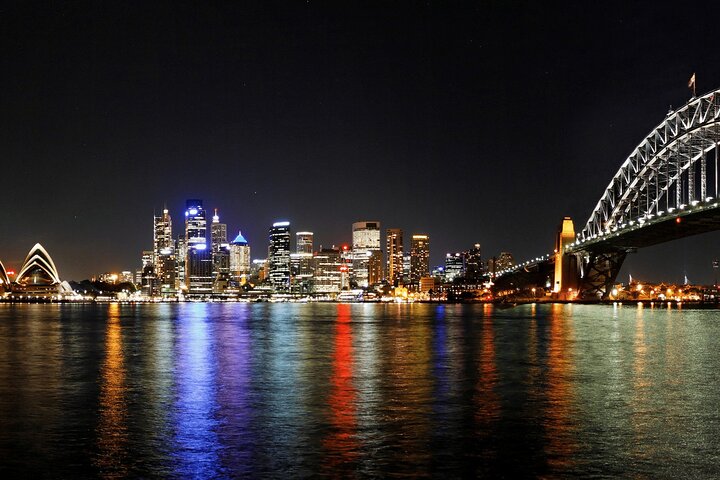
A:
[15,243,61,286]
[231,231,248,245]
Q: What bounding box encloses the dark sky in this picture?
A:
[2,1,720,283]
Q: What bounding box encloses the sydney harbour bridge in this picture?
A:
[495,88,720,299]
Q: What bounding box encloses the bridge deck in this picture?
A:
[570,204,720,253]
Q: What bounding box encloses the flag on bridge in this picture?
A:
[688,73,696,96]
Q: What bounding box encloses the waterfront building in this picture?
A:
[268,221,291,291]
[153,208,175,296]
[12,244,67,296]
[140,250,154,296]
[312,247,347,294]
[0,259,10,293]
[445,252,464,282]
[419,276,436,293]
[185,199,213,296]
[230,231,251,283]
[410,234,430,286]
[351,221,382,287]
[386,228,404,286]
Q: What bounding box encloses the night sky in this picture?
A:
[3,1,720,283]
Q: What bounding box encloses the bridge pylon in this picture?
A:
[553,217,579,298]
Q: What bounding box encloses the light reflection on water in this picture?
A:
[1,302,720,477]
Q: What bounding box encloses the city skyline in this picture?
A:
[3,2,720,283]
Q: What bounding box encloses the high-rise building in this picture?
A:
[153,208,175,296]
[445,252,464,282]
[296,232,314,254]
[463,243,483,282]
[140,250,154,296]
[410,234,430,285]
[210,209,230,281]
[175,235,187,288]
[185,199,213,296]
[351,221,382,288]
[294,231,314,280]
[386,228,404,286]
[230,230,251,283]
[268,221,291,291]
[312,247,348,294]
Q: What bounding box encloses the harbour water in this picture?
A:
[1,302,719,478]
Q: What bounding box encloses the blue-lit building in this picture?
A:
[230,230,251,283]
[185,199,213,296]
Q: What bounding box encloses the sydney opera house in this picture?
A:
[0,244,72,298]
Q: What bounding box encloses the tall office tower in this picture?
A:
[153,208,175,296]
[445,252,464,282]
[175,235,187,288]
[296,231,314,254]
[403,254,411,284]
[211,209,228,250]
[230,231,251,283]
[386,228,404,286]
[312,247,346,294]
[410,234,430,285]
[210,209,230,279]
[294,231,314,280]
[351,221,382,288]
[140,250,155,296]
[463,243,483,282]
[268,221,291,291]
[185,199,213,296]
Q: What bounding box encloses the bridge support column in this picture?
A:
[579,251,627,299]
[553,217,579,297]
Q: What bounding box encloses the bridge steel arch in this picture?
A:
[581,89,720,241]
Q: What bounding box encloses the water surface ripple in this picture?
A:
[0,302,719,478]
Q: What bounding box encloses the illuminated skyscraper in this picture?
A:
[463,243,483,282]
[351,221,382,288]
[210,209,230,280]
[296,232,314,254]
[410,234,430,285]
[312,247,347,294]
[268,221,291,291]
[185,199,213,296]
[153,208,175,296]
[292,231,314,287]
[230,230,251,283]
[445,252,464,282]
[386,228,404,286]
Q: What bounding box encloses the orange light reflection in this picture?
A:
[322,303,359,475]
[95,303,129,478]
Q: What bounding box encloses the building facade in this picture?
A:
[268,221,291,291]
[410,234,430,286]
[386,228,404,286]
[351,221,382,288]
[185,199,213,296]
